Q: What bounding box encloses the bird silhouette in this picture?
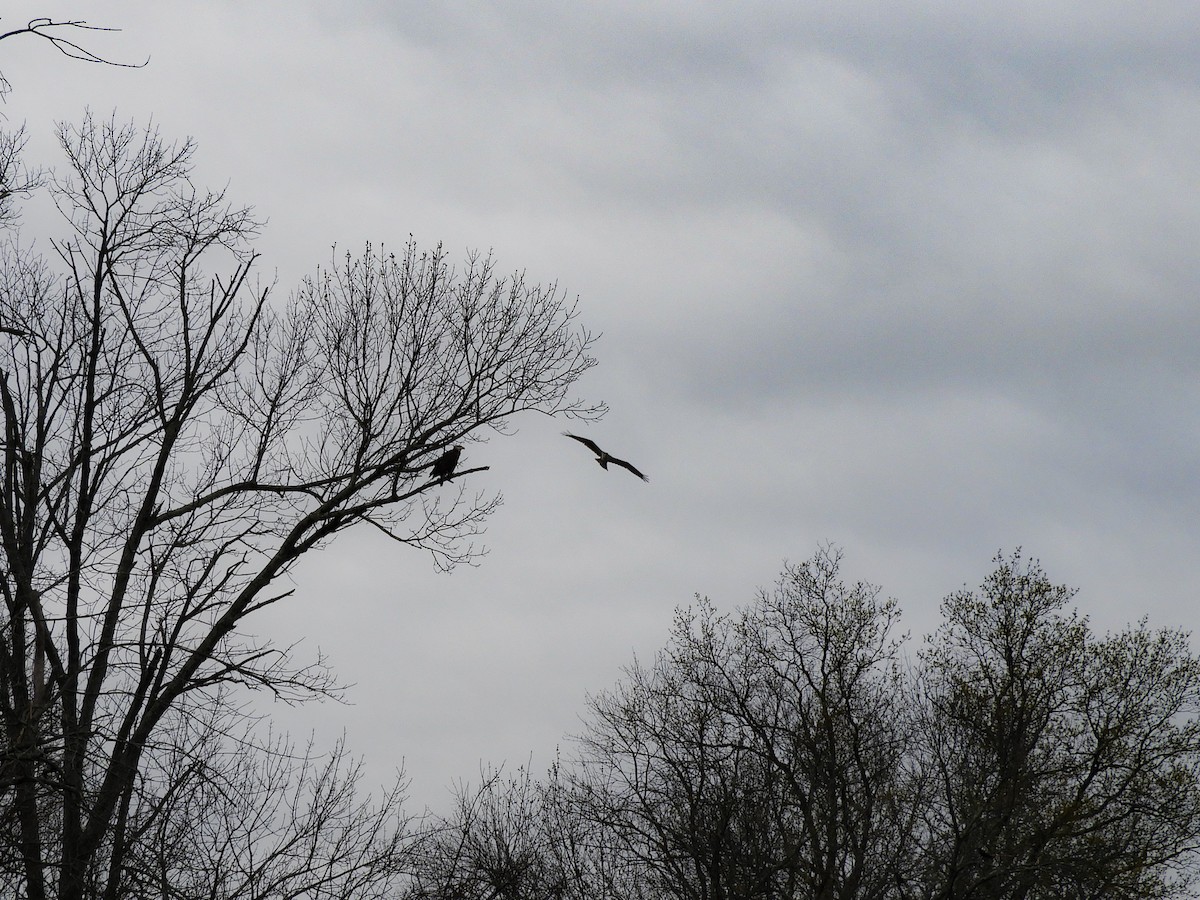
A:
[563,433,648,481]
[429,445,463,481]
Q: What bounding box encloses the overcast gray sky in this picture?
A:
[4,1,1200,813]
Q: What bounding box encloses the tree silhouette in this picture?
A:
[443,550,1200,900]
[915,553,1200,899]
[0,112,601,900]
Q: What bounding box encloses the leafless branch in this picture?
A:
[0,112,603,900]
[0,18,146,68]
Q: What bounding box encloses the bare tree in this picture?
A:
[714,549,917,900]
[120,719,414,900]
[0,112,601,900]
[407,759,638,900]
[574,622,773,900]
[0,124,38,232]
[913,553,1200,900]
[407,764,561,900]
[572,548,913,900]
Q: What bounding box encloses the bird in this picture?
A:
[563,433,648,481]
[429,445,463,481]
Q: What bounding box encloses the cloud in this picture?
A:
[4,0,1200,813]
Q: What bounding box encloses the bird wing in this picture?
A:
[563,432,604,457]
[610,456,649,482]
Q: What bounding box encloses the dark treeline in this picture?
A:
[410,548,1200,900]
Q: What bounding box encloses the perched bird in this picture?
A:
[429,445,464,481]
[563,433,648,482]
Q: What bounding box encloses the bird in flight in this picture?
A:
[429,445,463,481]
[563,433,648,482]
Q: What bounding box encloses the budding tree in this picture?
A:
[914,554,1200,900]
[0,113,601,900]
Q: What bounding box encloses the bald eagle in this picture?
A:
[429,445,463,481]
[563,433,648,482]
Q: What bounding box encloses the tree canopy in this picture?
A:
[414,549,1200,900]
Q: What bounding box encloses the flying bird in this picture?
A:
[429,445,463,481]
[563,433,648,482]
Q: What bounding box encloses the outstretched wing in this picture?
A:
[609,455,649,482]
[563,432,604,457]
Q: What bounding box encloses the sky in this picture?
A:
[3,1,1200,813]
